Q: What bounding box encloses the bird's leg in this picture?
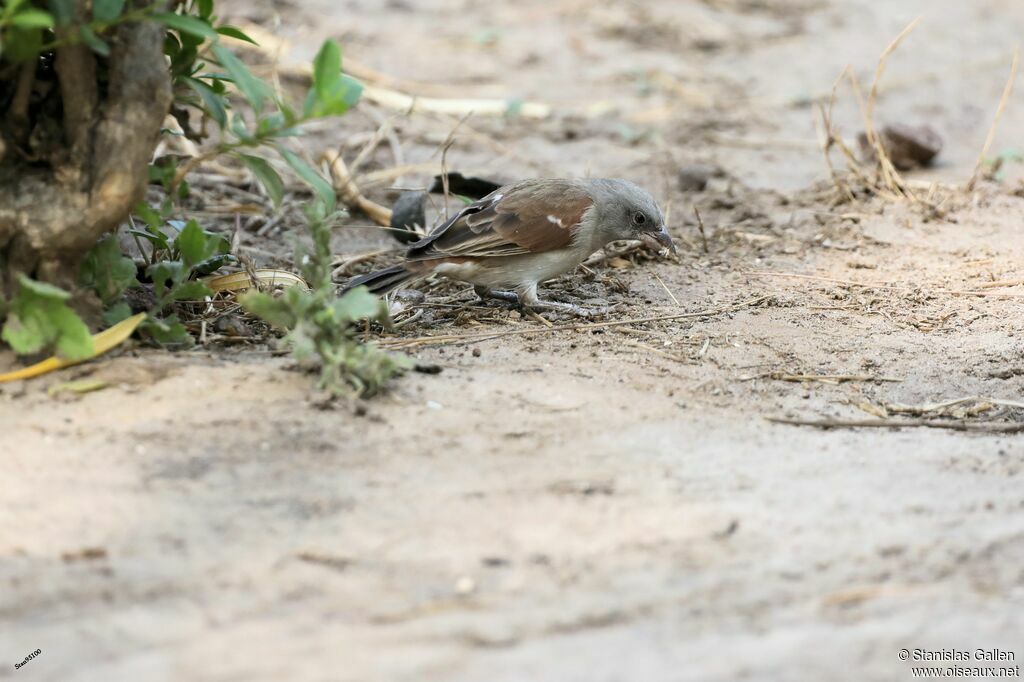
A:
[517,283,609,319]
[474,285,520,304]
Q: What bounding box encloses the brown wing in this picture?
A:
[406,179,594,261]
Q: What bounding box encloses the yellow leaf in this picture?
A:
[204,269,308,293]
[0,312,146,383]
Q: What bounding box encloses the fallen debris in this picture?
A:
[857,124,942,170]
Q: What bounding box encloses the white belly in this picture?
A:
[433,244,593,291]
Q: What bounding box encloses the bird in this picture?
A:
[345,178,675,316]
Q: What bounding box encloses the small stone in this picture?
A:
[858,124,943,170]
[454,576,476,594]
[395,289,425,304]
[677,163,717,192]
[389,191,427,244]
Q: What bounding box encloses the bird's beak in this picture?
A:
[642,225,677,255]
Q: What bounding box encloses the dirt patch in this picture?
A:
[3,1,1024,680]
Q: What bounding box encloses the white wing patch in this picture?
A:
[546,215,565,227]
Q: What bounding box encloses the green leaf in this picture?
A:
[197,0,213,19]
[229,112,252,141]
[3,26,43,62]
[305,40,362,117]
[305,74,362,118]
[2,275,94,360]
[171,281,213,301]
[10,8,54,28]
[79,24,109,56]
[135,202,164,230]
[147,260,186,299]
[337,74,363,108]
[287,326,316,360]
[18,276,71,300]
[239,290,297,329]
[312,39,342,100]
[81,235,137,304]
[277,147,336,213]
[102,302,133,326]
[140,315,192,347]
[45,0,72,25]
[216,25,257,45]
[333,286,384,322]
[129,228,170,254]
[193,253,233,276]
[152,12,218,40]
[173,219,209,266]
[91,0,123,23]
[50,306,95,358]
[213,44,268,116]
[3,0,28,19]
[183,77,227,128]
[238,154,284,207]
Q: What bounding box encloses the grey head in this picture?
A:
[584,178,675,252]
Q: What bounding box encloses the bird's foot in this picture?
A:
[474,285,520,305]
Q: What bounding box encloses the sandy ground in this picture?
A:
[3,0,1024,680]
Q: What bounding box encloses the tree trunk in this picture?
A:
[0,11,171,302]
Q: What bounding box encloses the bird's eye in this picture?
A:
[632,212,647,226]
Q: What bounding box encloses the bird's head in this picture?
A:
[593,179,676,254]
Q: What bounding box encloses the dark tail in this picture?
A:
[343,264,419,295]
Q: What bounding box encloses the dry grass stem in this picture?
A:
[653,272,680,306]
[693,206,710,253]
[622,339,693,364]
[323,149,393,226]
[767,416,1024,434]
[967,48,1020,191]
[742,372,901,384]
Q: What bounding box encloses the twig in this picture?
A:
[331,248,394,279]
[440,140,453,220]
[967,48,1020,191]
[323,149,393,226]
[622,339,693,364]
[363,85,550,119]
[653,272,680,306]
[392,309,423,329]
[359,163,442,188]
[767,416,1024,434]
[705,133,818,150]
[693,206,709,253]
[348,115,393,179]
[584,240,646,266]
[977,278,1024,289]
[887,395,1024,414]
[813,69,860,203]
[863,16,923,199]
[742,372,901,384]
[362,104,406,185]
[523,309,554,327]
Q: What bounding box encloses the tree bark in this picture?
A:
[0,13,171,301]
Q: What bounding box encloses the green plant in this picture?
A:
[1,0,403,396]
[79,233,137,324]
[134,216,231,345]
[1,275,93,359]
[240,198,410,398]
